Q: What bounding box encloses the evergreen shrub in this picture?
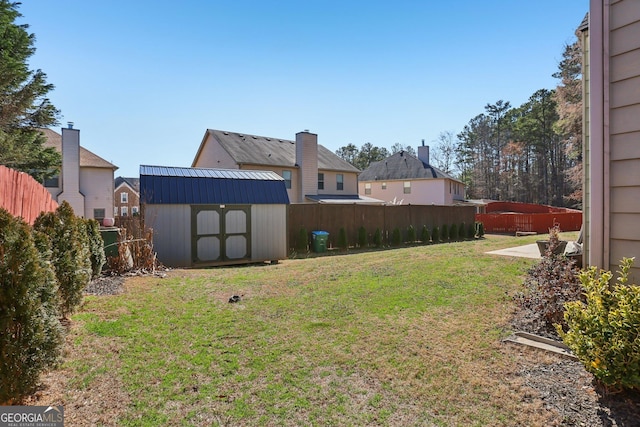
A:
[449,223,458,241]
[406,225,416,243]
[421,225,430,244]
[34,201,92,317]
[391,228,402,246]
[82,218,105,278]
[337,227,348,250]
[467,222,476,239]
[0,209,63,404]
[373,228,383,248]
[298,227,308,252]
[358,226,367,248]
[431,226,440,243]
[441,224,449,242]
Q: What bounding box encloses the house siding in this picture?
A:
[193,134,238,169]
[80,167,114,219]
[359,178,462,205]
[589,0,640,280]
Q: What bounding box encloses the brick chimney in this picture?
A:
[295,130,318,202]
[418,139,430,165]
[58,124,85,216]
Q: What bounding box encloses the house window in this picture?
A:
[318,173,324,190]
[337,174,344,191]
[132,206,139,216]
[94,208,105,220]
[282,170,292,189]
[364,183,371,195]
[114,207,119,217]
[121,192,128,203]
[43,175,59,188]
[382,182,387,190]
[403,181,411,194]
[121,206,128,217]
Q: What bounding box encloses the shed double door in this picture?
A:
[191,205,251,264]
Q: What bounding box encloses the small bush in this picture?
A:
[373,228,383,248]
[515,226,582,335]
[298,227,308,252]
[431,226,440,243]
[421,225,430,244]
[82,218,106,278]
[441,224,449,242]
[337,227,348,250]
[34,201,92,317]
[391,228,402,246]
[0,209,63,404]
[559,257,640,391]
[467,222,476,239]
[357,226,367,248]
[406,225,416,244]
[459,223,466,240]
[449,223,458,241]
[476,222,485,237]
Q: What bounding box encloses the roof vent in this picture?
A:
[67,121,74,129]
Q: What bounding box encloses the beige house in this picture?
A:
[358,144,465,205]
[41,126,118,222]
[583,1,640,281]
[192,129,370,204]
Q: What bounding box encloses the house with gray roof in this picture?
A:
[41,126,118,222]
[358,144,464,205]
[192,129,380,204]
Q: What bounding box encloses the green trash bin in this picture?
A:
[312,231,329,253]
[100,227,120,258]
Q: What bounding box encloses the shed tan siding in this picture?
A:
[251,204,287,260]
[145,204,192,267]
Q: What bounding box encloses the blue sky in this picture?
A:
[20,1,588,178]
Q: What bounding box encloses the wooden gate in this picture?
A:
[191,205,251,264]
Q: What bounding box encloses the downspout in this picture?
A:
[589,0,610,270]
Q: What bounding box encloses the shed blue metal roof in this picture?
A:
[139,165,290,204]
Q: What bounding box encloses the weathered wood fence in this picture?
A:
[288,204,476,250]
[0,165,58,224]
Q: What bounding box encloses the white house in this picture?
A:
[41,125,118,222]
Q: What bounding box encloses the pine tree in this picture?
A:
[0,1,61,181]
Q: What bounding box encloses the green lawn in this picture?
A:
[64,233,576,426]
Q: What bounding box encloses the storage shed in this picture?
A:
[139,165,289,267]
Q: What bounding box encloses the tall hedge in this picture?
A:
[0,209,63,404]
[34,201,92,317]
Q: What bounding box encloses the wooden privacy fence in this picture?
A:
[288,204,476,250]
[476,201,582,234]
[0,165,58,224]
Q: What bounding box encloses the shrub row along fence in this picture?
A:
[476,201,582,234]
[0,165,58,224]
[288,204,476,251]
